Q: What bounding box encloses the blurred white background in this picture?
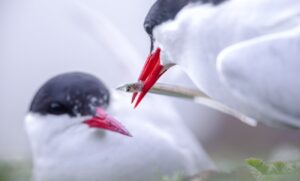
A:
[0,0,217,160]
[1,0,300,165]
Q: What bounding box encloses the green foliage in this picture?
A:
[1,158,300,181]
[0,161,31,181]
[246,158,300,181]
[163,159,300,181]
[246,158,269,174]
[160,173,183,181]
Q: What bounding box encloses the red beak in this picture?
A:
[84,108,132,137]
[132,48,169,108]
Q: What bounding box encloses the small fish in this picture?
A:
[116,82,144,93]
[117,82,207,99]
[117,82,257,127]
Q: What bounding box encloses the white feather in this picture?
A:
[217,26,300,127]
[153,0,300,127]
[25,91,215,181]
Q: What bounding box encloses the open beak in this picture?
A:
[132,48,171,108]
[84,108,132,137]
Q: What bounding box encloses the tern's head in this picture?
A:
[132,0,226,107]
[144,0,225,37]
[25,72,131,148]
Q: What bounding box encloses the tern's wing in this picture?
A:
[217,26,300,128]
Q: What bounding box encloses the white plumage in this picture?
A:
[154,0,300,128]
[25,90,214,181]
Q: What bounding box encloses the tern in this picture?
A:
[132,0,300,128]
[25,72,215,181]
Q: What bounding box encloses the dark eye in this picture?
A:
[144,23,153,35]
[48,102,68,115]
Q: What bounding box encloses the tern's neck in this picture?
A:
[154,4,229,99]
[24,113,94,158]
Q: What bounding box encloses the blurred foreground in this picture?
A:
[0,160,30,181]
[2,158,300,181]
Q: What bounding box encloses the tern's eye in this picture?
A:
[48,102,68,115]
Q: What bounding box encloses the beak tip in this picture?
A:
[131,92,138,104]
[132,48,163,108]
[120,129,133,137]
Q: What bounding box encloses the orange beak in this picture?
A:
[132,48,170,108]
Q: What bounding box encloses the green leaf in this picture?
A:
[160,173,183,181]
[246,158,269,175]
[268,161,286,174]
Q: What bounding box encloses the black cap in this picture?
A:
[30,72,110,117]
[144,0,228,36]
